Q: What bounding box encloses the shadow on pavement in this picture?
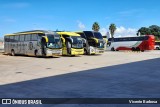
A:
[0,58,160,106]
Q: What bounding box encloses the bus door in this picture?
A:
[41,37,47,56]
[66,37,72,55]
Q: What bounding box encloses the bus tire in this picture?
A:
[35,50,38,57]
[11,49,15,56]
[136,47,140,51]
[156,47,159,50]
[84,49,88,55]
[132,47,135,51]
[111,47,115,51]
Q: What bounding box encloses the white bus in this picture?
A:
[107,35,155,51]
[4,30,62,57]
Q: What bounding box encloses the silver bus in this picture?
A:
[75,31,105,55]
[4,30,62,57]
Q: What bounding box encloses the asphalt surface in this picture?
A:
[0,51,160,107]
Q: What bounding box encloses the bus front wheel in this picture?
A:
[11,49,15,56]
[35,50,38,57]
[132,47,136,51]
[136,47,140,51]
[84,49,88,55]
[156,47,159,50]
[111,47,115,51]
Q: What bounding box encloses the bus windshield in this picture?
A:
[84,31,94,39]
[71,36,83,49]
[94,32,103,39]
[47,34,62,49]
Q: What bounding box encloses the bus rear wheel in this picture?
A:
[11,49,15,56]
[132,47,136,51]
[136,47,140,51]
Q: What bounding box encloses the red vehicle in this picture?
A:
[107,35,155,51]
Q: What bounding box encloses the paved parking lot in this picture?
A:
[0,51,160,106]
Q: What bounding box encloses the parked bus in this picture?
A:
[56,32,84,56]
[107,35,155,51]
[155,41,160,50]
[4,30,62,56]
[75,31,105,55]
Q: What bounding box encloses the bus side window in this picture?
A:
[15,35,19,42]
[10,36,15,42]
[4,36,9,42]
[80,33,86,39]
[25,34,31,41]
[20,35,25,42]
[31,34,38,41]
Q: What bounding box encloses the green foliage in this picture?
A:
[137,25,160,40]
[92,22,100,32]
[109,23,116,38]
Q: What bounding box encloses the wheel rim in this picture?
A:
[11,50,15,56]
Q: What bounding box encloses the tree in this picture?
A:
[149,25,160,32]
[137,25,160,40]
[109,23,116,39]
[92,22,100,32]
[137,27,151,35]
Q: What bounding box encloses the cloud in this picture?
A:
[2,2,30,9]
[115,26,137,37]
[4,18,16,23]
[118,9,142,16]
[77,20,85,30]
[100,28,107,36]
[100,26,137,37]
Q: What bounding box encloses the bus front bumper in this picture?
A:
[47,49,62,56]
[95,48,105,54]
[71,48,84,55]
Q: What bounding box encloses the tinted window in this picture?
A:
[15,35,19,42]
[155,42,160,45]
[4,36,9,42]
[31,34,38,41]
[83,31,94,39]
[20,35,25,41]
[94,32,103,39]
[10,36,15,42]
[77,33,86,38]
[109,36,149,42]
[25,34,31,41]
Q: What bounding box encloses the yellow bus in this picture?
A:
[4,30,62,57]
[75,31,105,55]
[56,32,84,56]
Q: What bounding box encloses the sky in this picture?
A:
[0,0,160,38]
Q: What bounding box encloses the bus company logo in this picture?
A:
[2,99,11,104]
[29,42,33,50]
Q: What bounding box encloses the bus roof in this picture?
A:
[5,30,56,36]
[56,32,80,36]
[75,31,99,33]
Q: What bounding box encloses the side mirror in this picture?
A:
[66,37,73,43]
[42,36,48,43]
[82,38,86,44]
[61,37,65,43]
